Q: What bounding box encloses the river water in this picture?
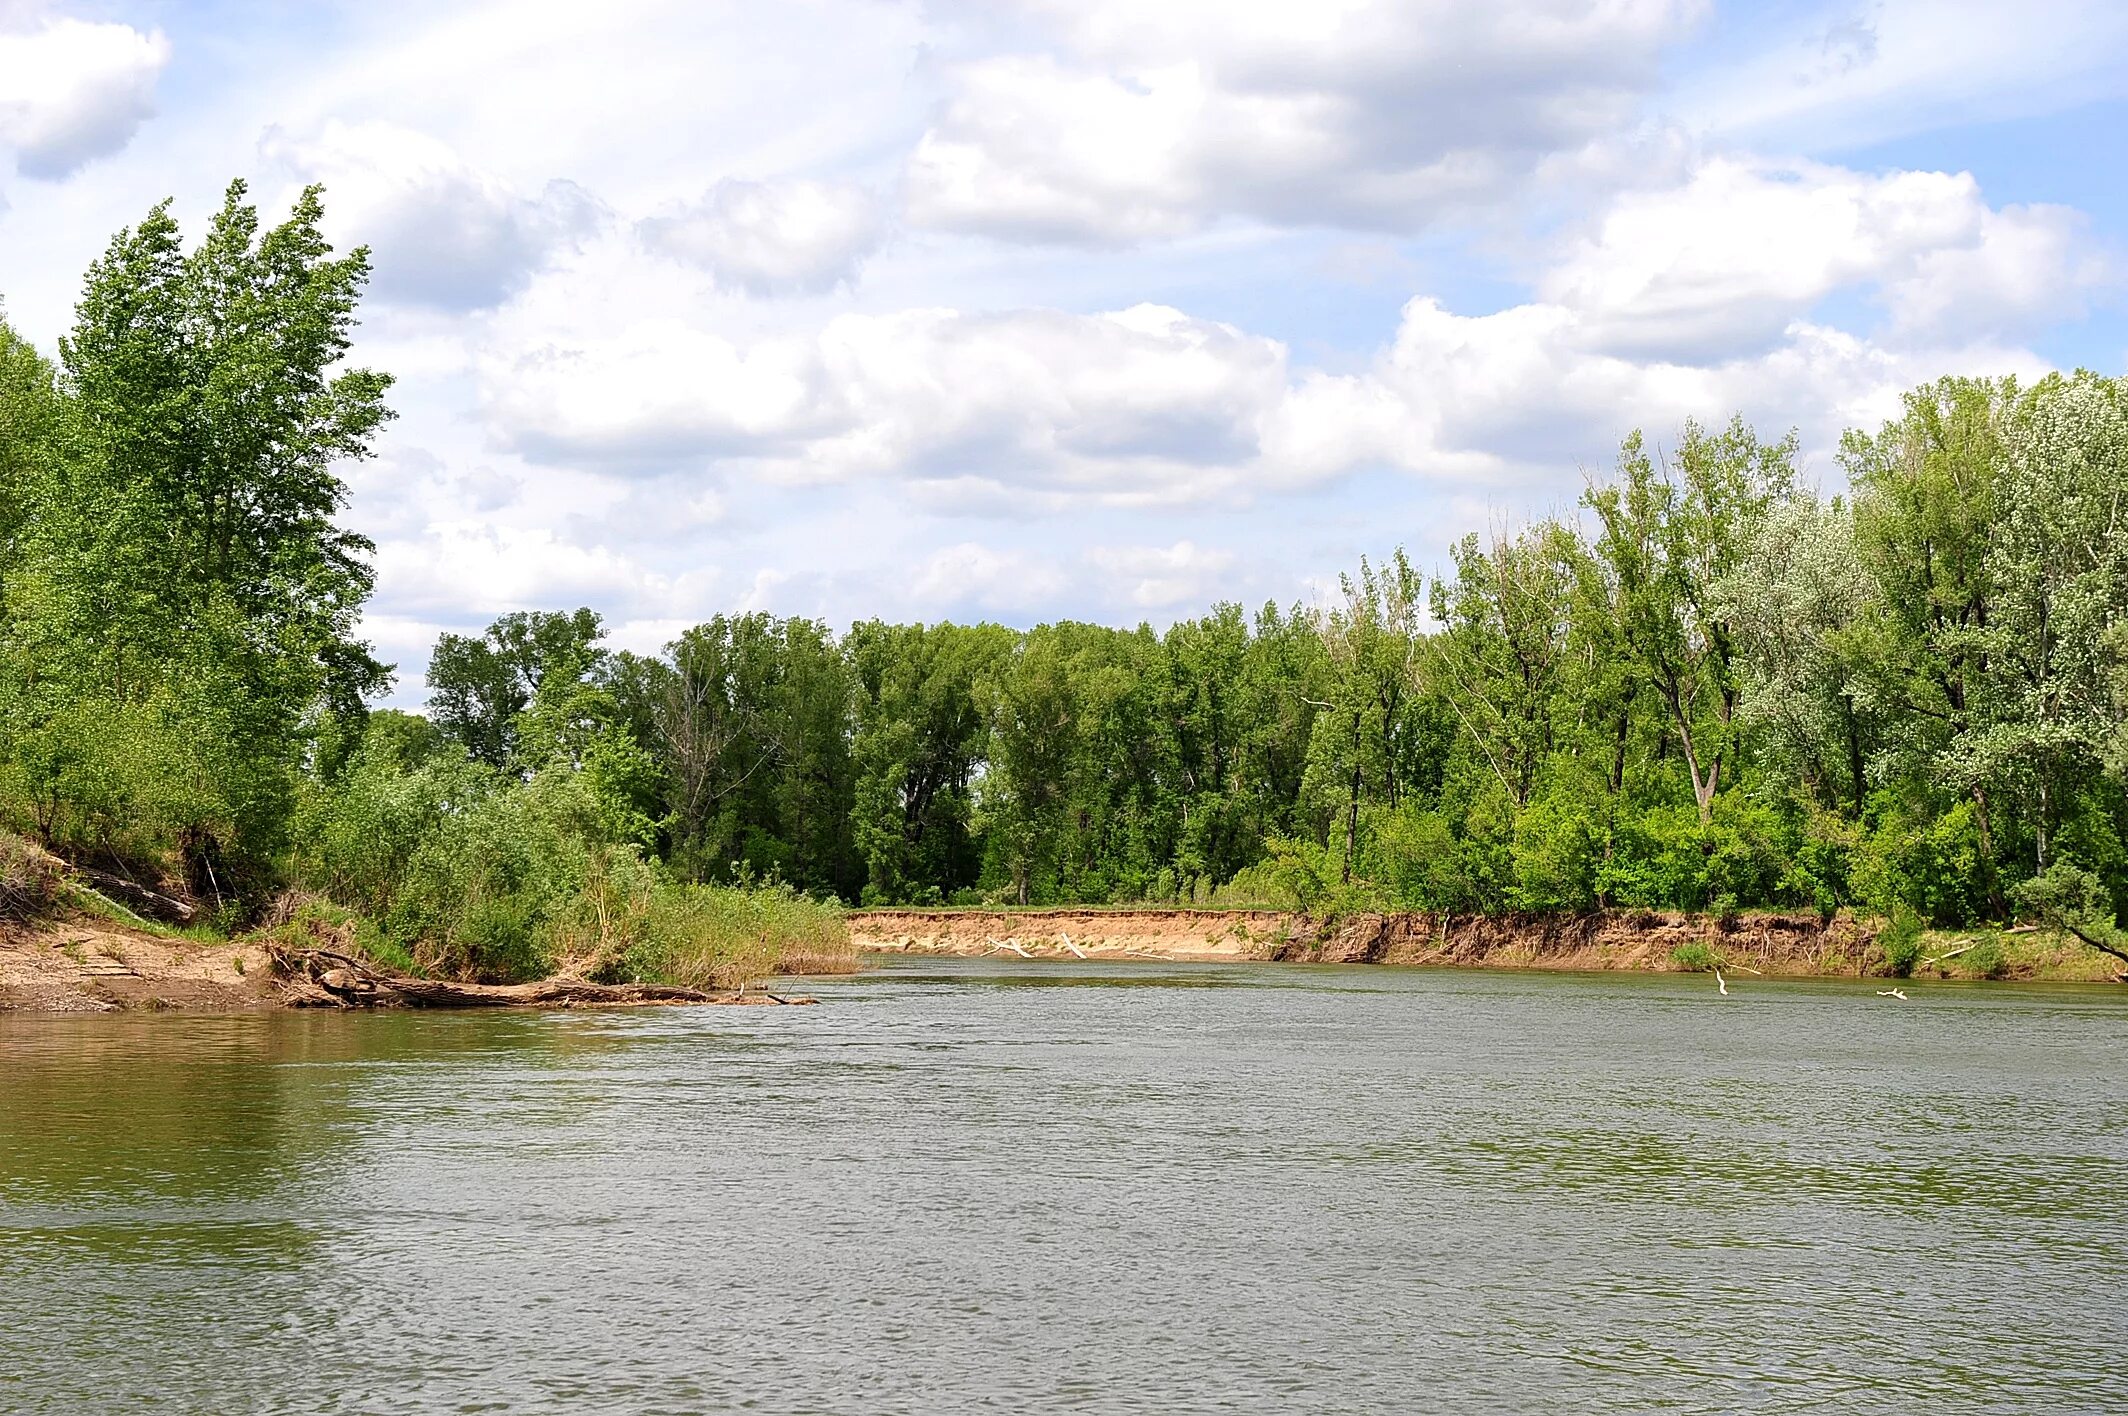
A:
[2,959,2124,1415]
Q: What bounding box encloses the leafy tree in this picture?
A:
[427,608,606,769]
[3,183,392,887]
[1585,418,1795,827]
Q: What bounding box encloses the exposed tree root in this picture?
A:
[267,945,815,1009]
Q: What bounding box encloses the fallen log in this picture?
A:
[268,944,815,1009]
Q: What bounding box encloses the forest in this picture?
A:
[4,186,2128,980]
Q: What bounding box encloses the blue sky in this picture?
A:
[1,0,2124,701]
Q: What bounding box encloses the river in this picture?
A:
[3,959,2124,1414]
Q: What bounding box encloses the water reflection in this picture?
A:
[2,966,2125,1415]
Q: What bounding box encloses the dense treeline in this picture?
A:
[406,377,2128,952]
[3,188,2127,981]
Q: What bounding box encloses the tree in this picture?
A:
[428,609,605,769]
[1723,497,1882,810]
[1962,373,2128,872]
[51,182,392,713]
[3,183,393,883]
[1426,524,1580,809]
[1843,378,2012,907]
[847,620,1013,902]
[1585,419,1795,827]
[0,316,63,592]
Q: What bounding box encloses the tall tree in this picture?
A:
[1585,419,1795,826]
[428,609,606,769]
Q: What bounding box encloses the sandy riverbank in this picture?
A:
[848,907,2124,982]
[7,903,2119,1013]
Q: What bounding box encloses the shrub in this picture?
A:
[1877,906,1925,977]
[1852,796,1988,924]
[1962,937,2009,980]
[1358,805,1484,913]
[1670,941,1718,972]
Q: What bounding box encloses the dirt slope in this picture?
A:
[848,909,1294,962]
[0,917,278,1013]
[849,907,2121,981]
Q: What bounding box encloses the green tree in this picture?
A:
[427,608,606,769]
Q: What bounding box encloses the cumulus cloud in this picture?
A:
[479,152,2085,506]
[639,178,885,295]
[1539,158,2114,360]
[0,17,169,177]
[372,521,690,621]
[907,0,1701,242]
[1087,540,1238,608]
[260,120,604,311]
[483,303,1294,501]
[911,541,1067,613]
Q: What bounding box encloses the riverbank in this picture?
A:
[848,907,2126,983]
[7,901,2119,1013]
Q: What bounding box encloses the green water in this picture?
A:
[2,960,2124,1414]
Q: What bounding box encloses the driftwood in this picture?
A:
[77,867,197,924]
[268,944,814,1009]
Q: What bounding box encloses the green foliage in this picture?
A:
[1878,906,1926,978]
[1852,796,1991,924]
[1962,937,2010,980]
[1669,942,1718,972]
[6,188,2128,957]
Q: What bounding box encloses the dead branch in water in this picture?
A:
[267,944,815,1009]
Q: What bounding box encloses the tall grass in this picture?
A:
[628,881,852,991]
[0,831,59,921]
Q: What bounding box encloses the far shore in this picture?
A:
[4,905,2120,1015]
[848,906,2126,983]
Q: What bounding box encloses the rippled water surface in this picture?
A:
[3,960,2126,1414]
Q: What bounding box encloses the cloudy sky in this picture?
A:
[2,1,2124,699]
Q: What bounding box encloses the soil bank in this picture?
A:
[847,907,2125,983]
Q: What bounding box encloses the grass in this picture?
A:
[633,883,854,990]
[0,831,60,921]
[64,881,230,943]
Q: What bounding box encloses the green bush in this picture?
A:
[1358,804,1483,912]
[1853,795,1989,924]
[1670,941,1718,972]
[1509,788,1603,912]
[1962,937,2009,980]
[1877,905,1925,977]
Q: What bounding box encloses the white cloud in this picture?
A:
[480,153,2089,511]
[908,0,1703,242]
[0,18,169,177]
[1538,158,2114,359]
[911,541,1067,613]
[639,178,886,295]
[372,521,696,621]
[260,120,604,310]
[1088,539,1238,608]
[483,302,1296,501]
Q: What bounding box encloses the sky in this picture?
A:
[1,0,2124,702]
